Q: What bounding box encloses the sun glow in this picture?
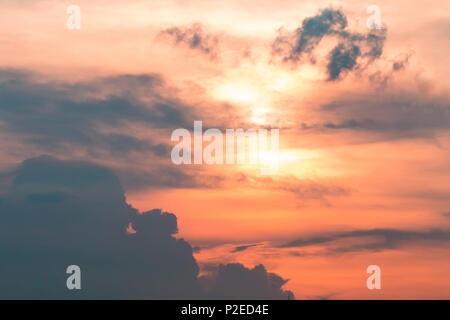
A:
[235,148,311,176]
[251,107,270,124]
[215,82,261,104]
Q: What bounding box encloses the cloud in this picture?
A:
[115,165,224,192]
[322,118,381,130]
[93,133,170,157]
[202,264,294,300]
[299,88,450,139]
[272,8,348,61]
[0,155,292,299]
[326,42,361,80]
[236,173,349,205]
[0,68,245,193]
[158,23,219,58]
[0,69,195,154]
[278,228,450,254]
[231,243,262,253]
[393,54,411,71]
[0,68,233,191]
[368,51,414,87]
[272,8,387,80]
[310,292,339,300]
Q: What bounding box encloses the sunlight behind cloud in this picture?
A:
[214,81,261,104]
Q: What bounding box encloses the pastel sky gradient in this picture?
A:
[1,0,450,299]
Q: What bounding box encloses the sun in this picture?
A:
[214,81,261,104]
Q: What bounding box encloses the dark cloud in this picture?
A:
[272,8,387,80]
[310,293,339,300]
[0,69,195,155]
[0,156,292,299]
[158,23,219,58]
[272,8,348,62]
[0,170,14,194]
[115,165,224,192]
[202,264,294,300]
[278,228,450,254]
[100,133,171,156]
[327,42,360,80]
[0,69,242,193]
[299,90,450,138]
[231,243,262,253]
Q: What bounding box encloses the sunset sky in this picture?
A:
[1,0,450,299]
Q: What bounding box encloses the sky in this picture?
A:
[0,0,449,299]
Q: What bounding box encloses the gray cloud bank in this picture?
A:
[0,156,293,299]
[279,228,450,255]
[0,70,193,152]
[0,69,230,191]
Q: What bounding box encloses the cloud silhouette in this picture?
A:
[272,8,386,80]
[0,156,293,299]
[0,69,229,192]
[202,264,294,300]
[158,23,219,58]
[272,8,348,61]
[0,69,194,154]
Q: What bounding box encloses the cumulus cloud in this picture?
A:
[272,8,387,80]
[202,264,294,300]
[0,156,293,299]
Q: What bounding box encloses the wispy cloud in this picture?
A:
[278,228,450,254]
[158,23,219,59]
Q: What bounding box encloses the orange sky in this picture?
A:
[1,0,450,299]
